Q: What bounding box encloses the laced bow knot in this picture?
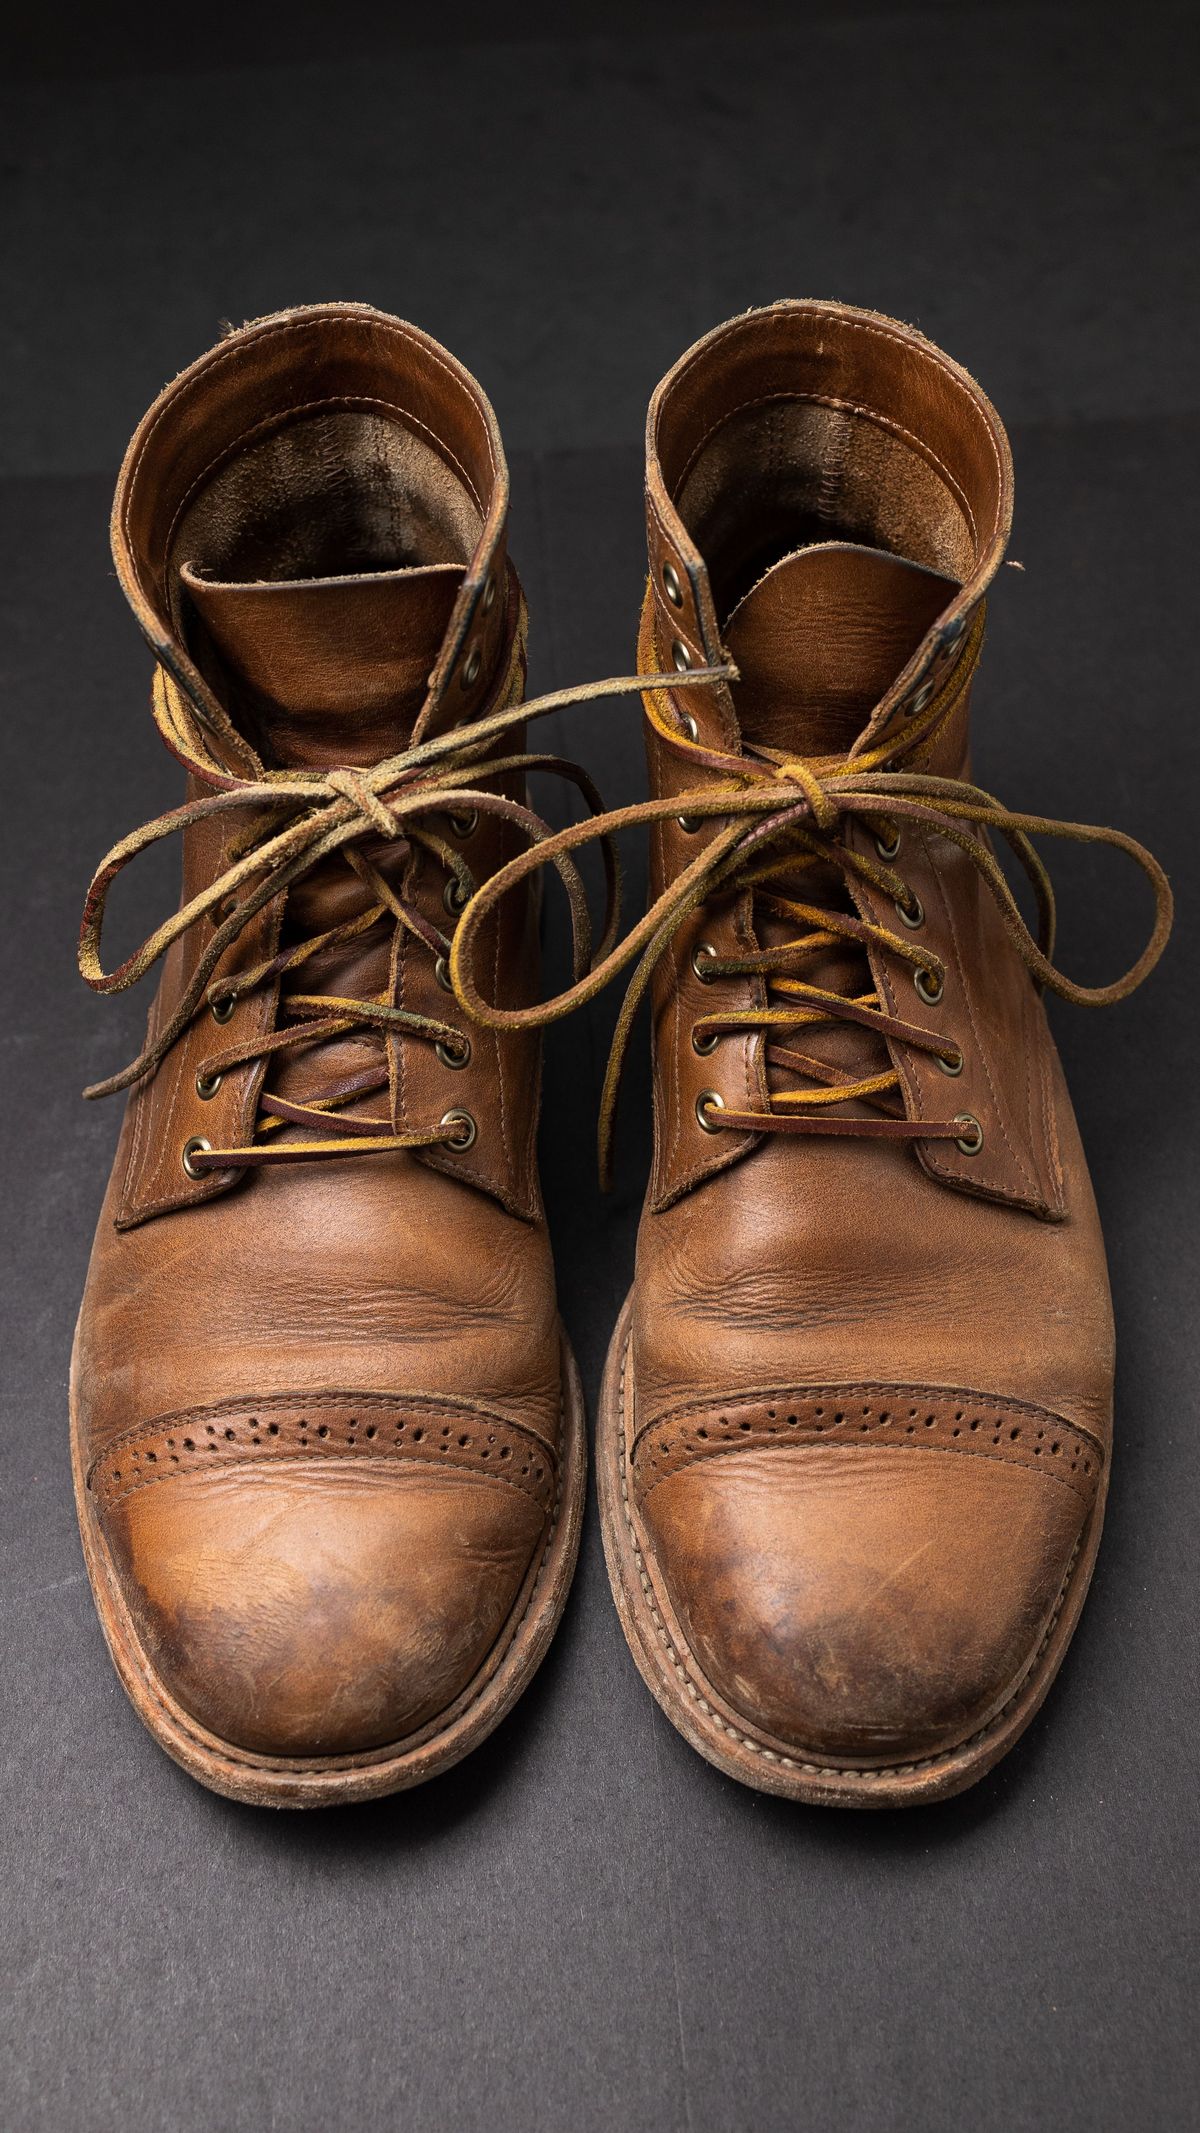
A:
[324,767,402,840]
[446,641,1173,1184]
[78,662,731,1170]
[79,645,1172,1184]
[769,756,840,834]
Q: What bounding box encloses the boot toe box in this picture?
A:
[92,1410,551,1761]
[636,1414,1097,1765]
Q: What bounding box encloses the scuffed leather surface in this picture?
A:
[626,301,1113,1771]
[630,1038,1112,1444]
[76,306,564,1765]
[104,1462,545,1756]
[638,1443,1086,1759]
[79,1143,563,1469]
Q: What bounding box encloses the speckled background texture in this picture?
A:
[2,6,1196,2128]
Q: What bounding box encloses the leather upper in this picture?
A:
[624,302,1116,1766]
[75,306,562,1762]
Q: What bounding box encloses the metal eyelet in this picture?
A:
[895,893,925,930]
[904,679,936,719]
[482,572,497,613]
[448,808,478,838]
[434,955,453,993]
[662,560,684,608]
[696,1089,726,1133]
[436,1035,471,1070]
[677,813,703,833]
[914,965,943,1005]
[211,896,237,927]
[671,640,695,672]
[692,1026,720,1056]
[874,825,901,861]
[443,876,469,915]
[461,644,482,689]
[181,1135,212,1179]
[209,993,236,1024]
[953,1112,984,1155]
[677,708,699,741]
[692,942,718,982]
[937,1046,964,1077]
[195,1069,223,1100]
[440,1108,477,1151]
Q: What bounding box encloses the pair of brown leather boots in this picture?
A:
[72,301,1170,1809]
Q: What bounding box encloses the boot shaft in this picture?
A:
[72,309,581,1801]
[604,305,1171,1803]
[632,302,1021,1205]
[641,299,1013,778]
[112,303,518,771]
[94,306,543,1227]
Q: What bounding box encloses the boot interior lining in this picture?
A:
[169,405,484,634]
[674,397,977,624]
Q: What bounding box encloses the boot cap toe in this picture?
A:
[637,1428,1094,1763]
[97,1449,547,1760]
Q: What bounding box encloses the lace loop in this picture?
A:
[449,666,1173,1185]
[78,664,727,1169]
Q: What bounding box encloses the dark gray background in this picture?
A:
[2,5,1197,2129]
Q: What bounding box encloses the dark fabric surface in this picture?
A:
[2,7,1196,2130]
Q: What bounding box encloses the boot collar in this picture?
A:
[111,302,513,779]
[641,299,1013,762]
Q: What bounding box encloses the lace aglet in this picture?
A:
[670,660,739,689]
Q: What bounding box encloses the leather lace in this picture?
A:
[77,668,663,1167]
[82,639,1172,1181]
[446,621,1173,1185]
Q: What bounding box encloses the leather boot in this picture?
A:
[72,304,585,1807]
[569,302,1170,1805]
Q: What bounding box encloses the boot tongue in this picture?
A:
[179,553,465,1117]
[724,542,959,757]
[721,542,960,1103]
[180,558,463,768]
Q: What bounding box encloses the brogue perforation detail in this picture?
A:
[90,1391,556,1517]
[631,1384,1103,1509]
